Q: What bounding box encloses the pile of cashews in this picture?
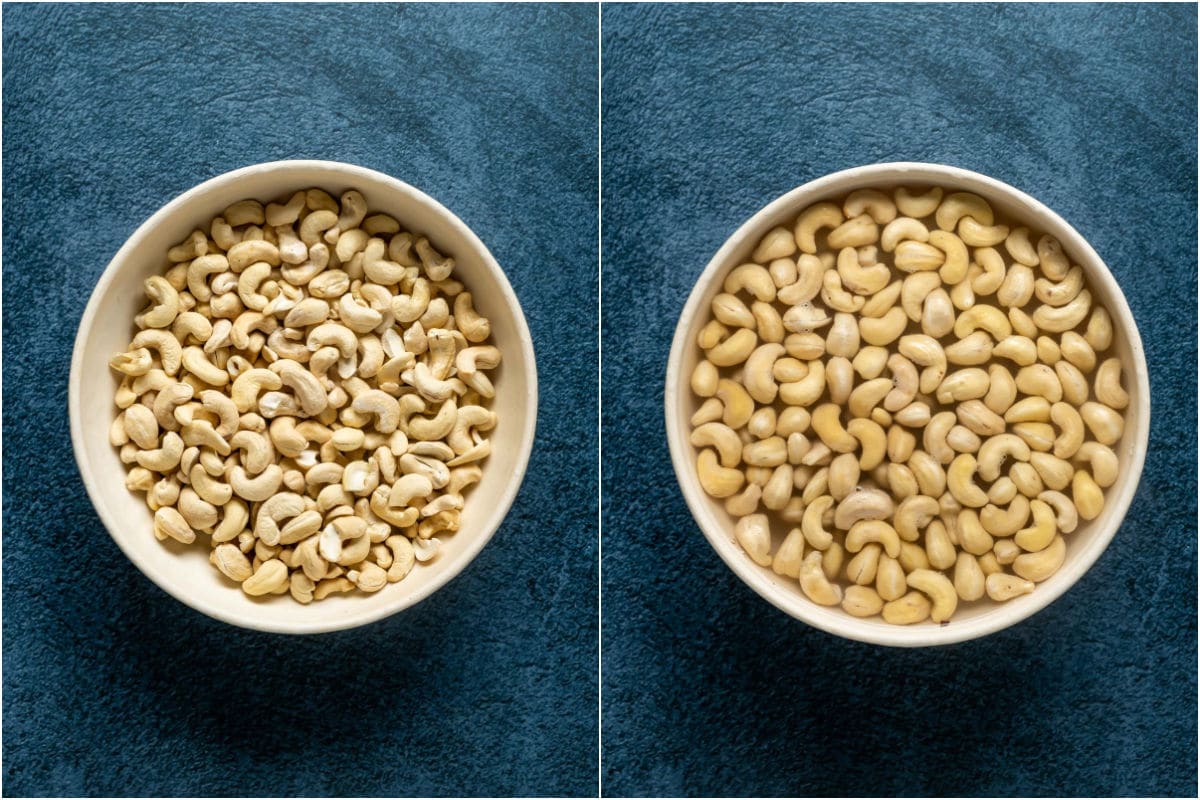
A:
[109,188,500,603]
[689,186,1129,625]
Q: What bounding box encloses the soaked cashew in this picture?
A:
[689,185,1131,625]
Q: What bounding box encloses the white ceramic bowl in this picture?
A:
[665,162,1150,647]
[70,160,538,634]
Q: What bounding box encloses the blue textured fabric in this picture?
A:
[601,4,1196,797]
[3,4,597,796]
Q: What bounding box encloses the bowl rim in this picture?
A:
[69,159,539,634]
[664,161,1151,647]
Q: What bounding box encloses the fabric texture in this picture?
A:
[3,4,597,796]
[601,3,1196,797]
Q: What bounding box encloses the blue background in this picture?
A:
[3,4,596,796]
[602,3,1196,797]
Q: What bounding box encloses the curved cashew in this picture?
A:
[843,519,899,559]
[1094,358,1129,410]
[1034,265,1084,306]
[797,495,833,550]
[922,412,956,465]
[136,276,181,329]
[178,487,218,530]
[846,418,886,470]
[189,463,232,506]
[894,240,945,272]
[1072,470,1105,520]
[254,492,306,546]
[1037,490,1078,533]
[154,506,195,544]
[181,346,229,387]
[894,494,938,542]
[1014,364,1062,403]
[1013,534,1066,583]
[1074,441,1119,488]
[228,368,282,413]
[778,360,825,408]
[242,559,289,596]
[130,330,183,376]
[836,246,889,294]
[446,405,494,455]
[842,188,896,224]
[860,280,903,319]
[936,368,990,404]
[880,217,929,252]
[833,487,894,530]
[980,495,1031,537]
[734,514,772,567]
[1030,452,1075,491]
[1086,306,1114,351]
[976,433,1031,481]
[193,389,238,438]
[778,254,825,305]
[409,398,458,441]
[696,449,744,498]
[1078,401,1124,446]
[799,551,842,605]
[947,454,988,507]
[953,305,1011,340]
[1032,290,1091,333]
[186,254,230,302]
[953,552,985,601]
[883,353,918,412]
[793,203,843,254]
[743,343,784,403]
[997,264,1035,308]
[723,263,776,302]
[892,185,941,217]
[1012,422,1054,458]
[135,430,183,472]
[226,430,273,475]
[906,569,957,623]
[454,292,491,343]
[935,191,994,230]
[882,591,931,625]
[821,269,866,312]
[229,464,283,502]
[306,322,356,358]
[268,360,327,416]
[810,404,857,453]
[1013,499,1057,552]
[690,423,742,468]
[847,377,892,419]
[752,226,797,263]
[859,307,907,347]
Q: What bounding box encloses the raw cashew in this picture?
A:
[905,569,957,623]
[799,551,842,605]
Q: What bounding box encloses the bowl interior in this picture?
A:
[666,163,1149,646]
[71,161,537,633]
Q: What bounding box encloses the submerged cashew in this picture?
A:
[688,187,1130,625]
